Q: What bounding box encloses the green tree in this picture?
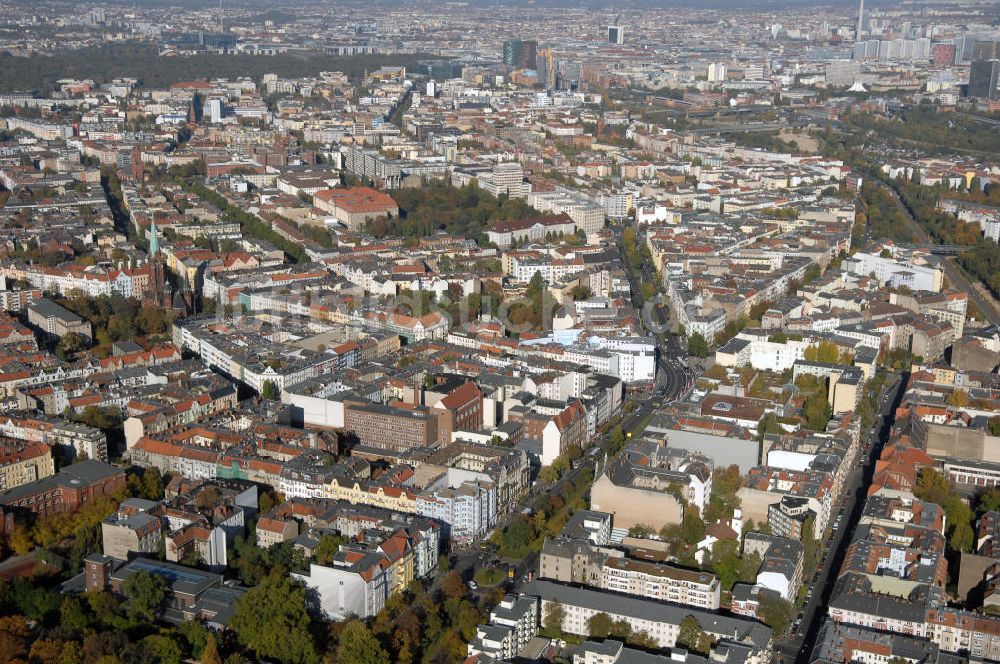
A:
[261,380,278,400]
[230,572,318,664]
[123,570,167,623]
[59,596,90,633]
[803,382,832,431]
[141,467,165,500]
[802,515,819,576]
[336,620,389,664]
[688,332,709,358]
[628,524,655,539]
[680,508,707,545]
[758,593,794,636]
[608,425,626,454]
[914,468,953,506]
[709,539,741,590]
[978,487,1000,516]
[177,620,209,659]
[552,455,570,475]
[804,340,842,364]
[543,602,566,633]
[738,551,762,584]
[314,534,346,566]
[913,468,975,553]
[141,634,183,664]
[538,466,558,485]
[55,331,89,359]
[676,615,708,654]
[495,516,538,558]
[946,389,969,408]
[587,612,613,638]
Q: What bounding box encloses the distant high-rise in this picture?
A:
[537,47,558,89]
[502,39,538,70]
[707,63,726,82]
[206,98,223,123]
[973,39,1000,61]
[856,0,864,38]
[956,35,977,64]
[931,42,957,66]
[968,59,1000,100]
[608,25,624,45]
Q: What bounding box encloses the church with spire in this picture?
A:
[147,219,169,309]
[145,218,195,314]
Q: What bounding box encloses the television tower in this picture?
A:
[856,0,865,39]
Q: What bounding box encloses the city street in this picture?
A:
[614,222,693,403]
[773,372,906,664]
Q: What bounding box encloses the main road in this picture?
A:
[773,371,907,664]
[613,222,693,401]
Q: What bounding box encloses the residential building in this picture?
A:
[523,580,772,659]
[102,503,162,560]
[0,441,54,491]
[26,298,93,340]
[591,441,712,530]
[467,594,539,661]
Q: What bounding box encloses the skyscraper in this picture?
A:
[502,39,538,70]
[973,39,1000,61]
[968,59,1000,100]
[608,25,624,45]
[537,48,558,89]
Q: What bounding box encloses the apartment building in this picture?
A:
[415,477,496,544]
[467,594,539,661]
[26,297,93,340]
[256,515,299,548]
[294,527,432,620]
[591,442,712,530]
[743,532,805,601]
[601,557,721,610]
[0,441,54,491]
[102,506,162,560]
[0,412,114,461]
[524,580,772,660]
[539,536,721,610]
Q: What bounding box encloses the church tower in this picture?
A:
[148,219,168,307]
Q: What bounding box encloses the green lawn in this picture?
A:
[473,568,506,587]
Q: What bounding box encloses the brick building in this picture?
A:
[344,401,440,452]
[0,460,126,516]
